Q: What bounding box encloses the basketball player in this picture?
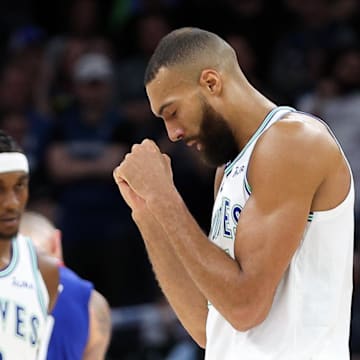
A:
[113,28,354,359]
[20,211,112,360]
[0,130,59,359]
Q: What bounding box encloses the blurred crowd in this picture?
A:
[1,0,360,358]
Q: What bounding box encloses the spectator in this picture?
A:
[296,45,360,220]
[114,12,171,142]
[37,0,113,116]
[269,0,357,103]
[47,52,155,306]
[0,62,53,202]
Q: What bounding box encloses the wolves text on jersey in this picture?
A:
[209,197,242,242]
[0,297,40,347]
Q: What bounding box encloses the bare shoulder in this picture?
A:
[37,253,59,312]
[253,112,343,173]
[264,112,340,158]
[249,111,350,210]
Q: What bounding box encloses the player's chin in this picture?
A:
[0,228,19,241]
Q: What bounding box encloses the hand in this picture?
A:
[113,139,175,208]
[112,174,147,220]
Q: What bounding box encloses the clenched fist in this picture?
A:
[113,139,175,213]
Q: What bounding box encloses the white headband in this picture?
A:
[0,152,29,174]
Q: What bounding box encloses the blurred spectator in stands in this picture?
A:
[0,62,53,203]
[296,45,360,245]
[38,36,116,117]
[173,0,286,83]
[225,32,277,101]
[331,0,359,24]
[225,33,261,88]
[66,0,100,38]
[39,37,89,116]
[37,0,114,116]
[0,62,31,112]
[46,52,156,306]
[223,0,287,79]
[269,0,357,103]
[7,25,46,86]
[109,0,180,32]
[114,12,171,142]
[0,0,34,52]
[109,295,202,359]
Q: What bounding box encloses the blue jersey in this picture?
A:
[47,266,93,360]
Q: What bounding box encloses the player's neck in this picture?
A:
[226,86,276,149]
[0,239,13,270]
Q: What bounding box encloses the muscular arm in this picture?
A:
[115,117,349,331]
[83,290,112,360]
[151,118,350,330]
[134,210,208,347]
[116,177,208,347]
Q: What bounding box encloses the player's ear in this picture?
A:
[51,229,63,262]
[199,69,222,95]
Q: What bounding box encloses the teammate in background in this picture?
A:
[20,211,112,360]
[0,130,59,359]
[113,28,354,359]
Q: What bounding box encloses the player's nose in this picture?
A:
[3,190,20,210]
[165,123,184,142]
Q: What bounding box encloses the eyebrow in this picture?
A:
[0,173,29,185]
[18,174,29,182]
[157,101,174,117]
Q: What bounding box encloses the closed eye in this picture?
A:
[163,110,177,122]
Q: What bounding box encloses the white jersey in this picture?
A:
[0,234,49,360]
[206,106,354,360]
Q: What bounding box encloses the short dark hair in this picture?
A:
[144,27,222,85]
[0,130,23,153]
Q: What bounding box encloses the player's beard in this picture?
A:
[197,99,239,168]
[0,230,17,241]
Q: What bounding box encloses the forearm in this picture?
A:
[134,211,208,347]
[148,192,263,331]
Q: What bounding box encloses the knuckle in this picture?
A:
[142,138,155,147]
[131,143,140,152]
